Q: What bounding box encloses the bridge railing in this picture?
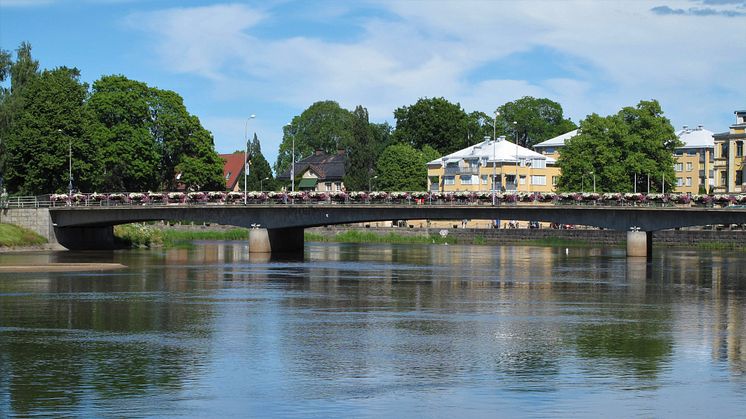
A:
[0,195,52,209]
[33,191,746,209]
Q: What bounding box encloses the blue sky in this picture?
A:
[2,0,745,169]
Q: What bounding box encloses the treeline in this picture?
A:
[0,43,225,195]
[277,96,578,191]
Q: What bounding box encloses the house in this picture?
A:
[220,153,246,192]
[276,149,347,192]
[533,126,715,194]
[713,110,746,194]
[427,136,560,193]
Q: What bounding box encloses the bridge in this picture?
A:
[45,198,746,258]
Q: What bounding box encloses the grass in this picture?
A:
[305,230,457,245]
[0,223,47,247]
[696,241,746,251]
[114,223,248,248]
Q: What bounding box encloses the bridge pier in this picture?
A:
[54,226,115,250]
[249,227,304,254]
[626,230,653,259]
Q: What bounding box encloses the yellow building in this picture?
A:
[713,110,746,194]
[427,136,560,193]
[534,127,714,194]
[673,125,714,195]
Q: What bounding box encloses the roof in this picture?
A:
[533,129,579,148]
[675,126,714,149]
[220,153,245,190]
[277,150,347,181]
[428,137,555,166]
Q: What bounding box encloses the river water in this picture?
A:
[0,241,744,418]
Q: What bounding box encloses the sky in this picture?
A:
[1,0,745,169]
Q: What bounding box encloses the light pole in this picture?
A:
[369,175,378,192]
[513,121,518,192]
[285,123,296,193]
[244,114,256,205]
[260,177,269,192]
[492,111,498,205]
[592,172,596,193]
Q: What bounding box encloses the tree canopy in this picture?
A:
[275,101,354,175]
[393,97,474,155]
[376,143,438,191]
[557,100,680,193]
[496,96,577,148]
[243,133,275,191]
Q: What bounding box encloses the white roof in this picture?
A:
[676,126,714,149]
[533,129,579,148]
[428,137,555,166]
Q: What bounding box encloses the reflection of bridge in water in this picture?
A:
[48,201,746,257]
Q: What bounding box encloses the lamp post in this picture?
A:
[260,177,269,192]
[513,121,518,192]
[244,114,256,205]
[592,172,596,193]
[369,175,378,192]
[492,111,498,206]
[285,123,296,193]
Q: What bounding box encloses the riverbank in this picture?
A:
[0,223,47,248]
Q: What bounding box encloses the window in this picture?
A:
[532,159,546,169]
[519,175,526,185]
[444,176,455,185]
[738,142,744,158]
[720,171,727,186]
[325,182,332,191]
[481,175,488,184]
[335,182,341,191]
[676,177,684,187]
[460,175,473,185]
[225,171,231,180]
[737,171,744,186]
[721,143,728,158]
[531,175,546,186]
[686,177,692,187]
[686,162,693,171]
[552,176,559,186]
[674,163,683,172]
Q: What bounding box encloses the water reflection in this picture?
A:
[0,242,745,417]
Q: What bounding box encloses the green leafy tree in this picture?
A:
[4,67,98,195]
[0,42,41,188]
[557,100,680,192]
[393,97,471,154]
[243,133,275,191]
[376,143,436,191]
[496,96,577,148]
[275,101,354,175]
[344,105,377,191]
[87,75,162,191]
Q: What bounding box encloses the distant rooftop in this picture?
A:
[675,125,714,149]
[428,136,555,166]
[533,129,579,148]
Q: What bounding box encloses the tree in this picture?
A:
[243,133,275,191]
[0,42,40,188]
[557,100,680,193]
[393,97,472,155]
[275,101,354,175]
[376,143,435,191]
[496,96,577,148]
[3,67,97,195]
[344,106,376,191]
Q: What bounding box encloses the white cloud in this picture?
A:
[128,0,746,162]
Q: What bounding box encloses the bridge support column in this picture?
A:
[626,230,653,259]
[54,226,115,250]
[249,227,304,254]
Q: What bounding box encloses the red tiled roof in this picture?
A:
[220,153,245,191]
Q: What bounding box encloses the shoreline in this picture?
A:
[0,263,127,273]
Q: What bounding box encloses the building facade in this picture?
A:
[533,126,715,194]
[713,110,746,194]
[427,136,560,193]
[276,149,347,192]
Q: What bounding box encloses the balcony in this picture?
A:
[444,166,480,175]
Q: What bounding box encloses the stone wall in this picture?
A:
[0,208,56,243]
[310,226,746,246]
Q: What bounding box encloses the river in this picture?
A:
[1,241,744,417]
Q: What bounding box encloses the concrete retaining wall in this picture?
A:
[310,226,746,246]
[0,208,56,243]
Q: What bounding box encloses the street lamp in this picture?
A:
[592,171,596,193]
[369,175,378,192]
[244,114,256,205]
[492,111,498,205]
[260,177,269,192]
[513,121,518,192]
[285,123,296,193]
